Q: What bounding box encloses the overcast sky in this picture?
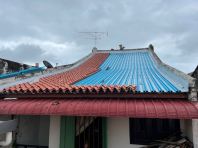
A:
[0,0,197,73]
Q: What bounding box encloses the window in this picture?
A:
[129,118,180,145]
[75,117,103,148]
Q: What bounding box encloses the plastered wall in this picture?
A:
[107,117,144,148]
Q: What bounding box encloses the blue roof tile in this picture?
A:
[75,50,188,92]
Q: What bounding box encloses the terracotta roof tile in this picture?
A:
[1,53,109,95]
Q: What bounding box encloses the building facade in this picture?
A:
[0,45,198,148]
[0,58,31,74]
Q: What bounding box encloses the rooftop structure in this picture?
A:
[76,49,188,92]
[0,45,193,95]
[0,45,197,118]
[0,58,31,74]
[0,45,198,148]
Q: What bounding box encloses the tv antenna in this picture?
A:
[79,32,108,47]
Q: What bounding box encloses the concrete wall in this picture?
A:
[180,119,193,142]
[0,116,14,148]
[0,115,12,121]
[180,119,198,148]
[192,119,198,148]
[16,115,49,146]
[38,116,50,146]
[0,116,196,148]
[49,116,61,148]
[107,117,144,148]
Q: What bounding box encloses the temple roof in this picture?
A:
[0,46,193,95]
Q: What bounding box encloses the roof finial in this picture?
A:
[92,47,98,53]
[119,44,125,50]
[149,44,154,51]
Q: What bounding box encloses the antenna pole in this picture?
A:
[94,35,97,47]
[79,31,108,47]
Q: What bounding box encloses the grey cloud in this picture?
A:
[0,44,47,64]
[0,0,197,72]
[0,40,88,66]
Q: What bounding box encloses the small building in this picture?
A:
[0,45,198,148]
[0,58,31,74]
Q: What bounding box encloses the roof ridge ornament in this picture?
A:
[92,47,98,53]
[119,44,125,50]
[149,44,154,51]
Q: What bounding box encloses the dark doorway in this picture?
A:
[75,117,102,148]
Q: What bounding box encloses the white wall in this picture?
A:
[180,119,193,142]
[0,116,15,148]
[180,119,198,148]
[107,117,144,148]
[17,115,49,146]
[49,116,60,148]
[192,119,198,148]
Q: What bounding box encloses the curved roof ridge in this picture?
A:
[0,52,109,93]
[94,48,148,53]
[1,45,194,95]
[75,47,192,93]
[0,52,95,90]
[149,48,195,87]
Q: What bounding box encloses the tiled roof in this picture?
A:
[1,53,109,94]
[0,98,198,119]
[0,47,197,118]
[2,85,188,100]
[0,48,192,95]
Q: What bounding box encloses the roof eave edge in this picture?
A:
[149,48,196,87]
[0,92,188,99]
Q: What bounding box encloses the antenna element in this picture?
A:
[79,32,108,47]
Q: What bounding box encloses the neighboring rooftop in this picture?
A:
[0,45,193,95]
[0,58,31,74]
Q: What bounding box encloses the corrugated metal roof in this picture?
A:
[0,98,198,119]
[75,50,188,92]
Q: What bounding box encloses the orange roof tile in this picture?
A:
[2,53,109,94]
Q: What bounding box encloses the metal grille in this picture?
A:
[75,117,102,148]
